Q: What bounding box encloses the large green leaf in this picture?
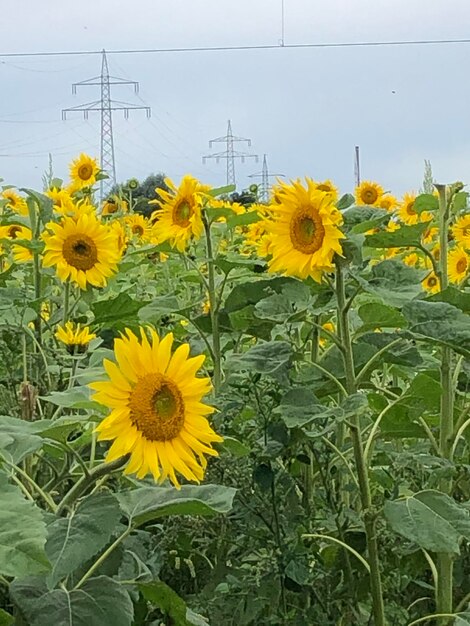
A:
[403,300,470,357]
[427,286,470,314]
[0,609,13,626]
[227,341,292,384]
[342,206,388,231]
[365,222,430,248]
[224,277,296,313]
[139,581,190,625]
[92,293,146,326]
[358,333,422,367]
[0,475,50,577]
[358,303,406,332]
[274,388,336,429]
[10,575,133,626]
[363,260,425,307]
[0,416,47,464]
[414,193,439,214]
[117,484,236,527]
[255,282,311,322]
[41,387,104,412]
[384,490,470,554]
[45,493,122,587]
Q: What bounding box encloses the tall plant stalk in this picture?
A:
[335,260,386,626]
[202,213,222,394]
[435,184,454,621]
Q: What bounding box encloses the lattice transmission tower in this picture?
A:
[249,154,284,202]
[62,49,151,201]
[203,120,258,187]
[354,145,361,187]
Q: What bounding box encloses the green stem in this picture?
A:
[435,184,454,623]
[335,260,386,626]
[22,332,28,384]
[56,455,129,516]
[202,214,222,394]
[62,280,70,325]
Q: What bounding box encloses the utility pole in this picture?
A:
[203,120,258,188]
[248,154,284,202]
[354,145,361,187]
[62,49,151,201]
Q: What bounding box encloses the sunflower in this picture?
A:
[397,193,432,226]
[264,178,344,282]
[452,214,470,247]
[42,214,121,289]
[102,197,128,216]
[69,153,100,190]
[56,321,96,353]
[244,219,273,257]
[48,188,95,218]
[378,195,398,212]
[319,321,335,348]
[448,246,470,284]
[150,175,207,252]
[422,271,440,294]
[110,219,128,254]
[125,214,156,244]
[314,180,339,202]
[12,226,33,263]
[2,189,28,216]
[422,225,439,245]
[90,328,222,487]
[355,181,384,206]
[403,252,420,267]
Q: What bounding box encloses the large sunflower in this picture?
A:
[42,214,121,289]
[150,175,207,252]
[90,328,222,487]
[264,178,344,282]
[69,153,100,190]
[355,181,384,206]
[452,214,470,247]
[448,246,469,284]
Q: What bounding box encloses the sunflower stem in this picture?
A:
[435,183,455,624]
[27,197,43,348]
[62,280,70,325]
[202,213,222,394]
[56,455,129,516]
[335,259,387,626]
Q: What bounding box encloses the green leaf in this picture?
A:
[342,206,388,231]
[385,490,470,554]
[138,296,182,321]
[0,474,50,577]
[365,222,430,248]
[414,193,438,213]
[0,609,14,626]
[41,387,103,411]
[226,210,261,228]
[139,581,191,625]
[0,416,49,463]
[358,303,406,331]
[206,184,236,197]
[455,614,470,626]
[274,388,335,429]
[227,340,292,384]
[224,277,296,313]
[10,575,133,626]
[358,333,422,367]
[117,484,236,527]
[220,436,250,457]
[403,300,470,358]
[364,259,425,307]
[92,293,146,326]
[427,286,470,314]
[336,193,355,210]
[45,493,122,587]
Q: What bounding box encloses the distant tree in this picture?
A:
[421,160,434,194]
[111,173,170,218]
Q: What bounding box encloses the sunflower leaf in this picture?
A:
[365,222,430,248]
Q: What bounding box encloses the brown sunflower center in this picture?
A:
[316,184,331,192]
[361,188,378,204]
[457,257,468,274]
[290,208,325,254]
[406,202,416,216]
[132,224,144,236]
[128,373,185,441]
[463,226,470,237]
[428,276,438,288]
[173,200,192,227]
[63,234,98,271]
[8,225,21,239]
[77,163,94,182]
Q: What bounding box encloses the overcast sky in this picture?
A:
[1,0,470,198]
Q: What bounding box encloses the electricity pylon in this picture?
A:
[249,154,284,202]
[62,49,151,201]
[354,145,361,187]
[203,120,258,187]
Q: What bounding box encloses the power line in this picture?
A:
[0,37,470,59]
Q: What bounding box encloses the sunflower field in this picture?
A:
[1,155,470,626]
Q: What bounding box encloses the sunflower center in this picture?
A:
[290,208,324,254]
[132,224,144,236]
[463,226,470,237]
[361,188,378,204]
[428,276,438,288]
[457,257,468,274]
[78,164,93,182]
[8,225,21,239]
[173,200,192,227]
[406,202,416,216]
[316,184,331,192]
[129,373,185,441]
[63,234,98,271]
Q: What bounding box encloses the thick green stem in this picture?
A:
[435,184,454,623]
[62,280,70,325]
[335,260,386,626]
[202,214,222,394]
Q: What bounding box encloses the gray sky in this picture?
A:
[1,0,470,197]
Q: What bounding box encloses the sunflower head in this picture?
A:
[403,252,420,268]
[378,195,398,211]
[264,178,344,282]
[314,180,339,201]
[2,189,28,216]
[355,181,384,206]
[452,214,470,247]
[56,321,96,354]
[422,271,440,294]
[90,327,223,488]
[69,154,100,190]
[150,175,208,252]
[42,214,121,290]
[448,246,470,284]
[397,192,420,225]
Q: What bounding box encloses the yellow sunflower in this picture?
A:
[397,193,432,226]
[244,219,273,257]
[403,252,420,267]
[422,271,440,294]
[90,328,223,487]
[102,197,129,216]
[2,189,28,216]
[448,246,470,284]
[12,226,33,263]
[150,176,207,252]
[56,321,96,353]
[452,214,470,247]
[319,321,335,348]
[110,219,128,254]
[355,181,384,206]
[264,178,344,282]
[378,195,398,212]
[314,180,339,202]
[42,214,121,290]
[69,153,100,190]
[125,214,157,244]
[422,225,439,245]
